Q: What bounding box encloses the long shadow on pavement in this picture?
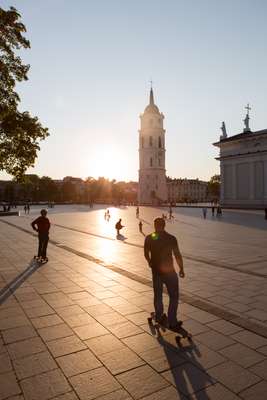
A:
[0,259,45,305]
[149,325,214,399]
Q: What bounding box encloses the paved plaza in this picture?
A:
[0,205,267,399]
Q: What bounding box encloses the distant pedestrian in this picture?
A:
[211,206,215,216]
[24,205,27,214]
[115,218,124,236]
[27,204,30,214]
[216,205,222,217]
[139,220,143,233]
[265,208,267,220]
[136,206,139,218]
[31,209,50,262]
[202,207,207,219]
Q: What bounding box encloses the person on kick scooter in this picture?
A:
[144,217,185,330]
[31,209,50,262]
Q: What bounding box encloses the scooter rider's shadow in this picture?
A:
[148,326,214,399]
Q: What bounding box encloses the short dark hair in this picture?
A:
[41,209,47,216]
[154,217,165,230]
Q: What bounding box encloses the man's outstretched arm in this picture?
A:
[173,238,185,277]
[144,237,151,267]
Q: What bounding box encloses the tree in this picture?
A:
[207,174,220,200]
[39,176,58,201]
[0,6,49,180]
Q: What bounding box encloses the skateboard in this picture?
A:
[33,256,48,264]
[148,312,192,345]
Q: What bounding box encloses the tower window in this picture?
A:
[150,157,153,167]
[149,136,153,146]
[158,136,162,148]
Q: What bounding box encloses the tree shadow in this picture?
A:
[0,259,45,305]
[148,324,214,399]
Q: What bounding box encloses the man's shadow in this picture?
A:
[0,259,46,305]
[148,325,214,399]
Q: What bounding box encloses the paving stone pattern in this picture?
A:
[0,206,267,399]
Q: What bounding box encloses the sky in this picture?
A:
[1,0,267,182]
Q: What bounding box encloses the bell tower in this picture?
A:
[138,88,167,204]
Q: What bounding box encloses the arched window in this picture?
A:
[158,136,162,148]
[150,157,153,167]
[149,136,153,146]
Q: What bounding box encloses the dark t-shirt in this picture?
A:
[144,231,180,274]
[31,216,50,234]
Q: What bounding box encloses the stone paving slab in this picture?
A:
[0,217,267,399]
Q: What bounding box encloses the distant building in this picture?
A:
[138,88,167,204]
[167,178,208,203]
[214,106,267,208]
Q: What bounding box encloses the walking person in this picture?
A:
[31,209,50,262]
[211,206,215,216]
[202,207,207,219]
[24,204,27,214]
[139,220,143,233]
[144,217,185,330]
[136,206,139,218]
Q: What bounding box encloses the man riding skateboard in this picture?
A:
[144,217,185,330]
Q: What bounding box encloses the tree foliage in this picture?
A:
[207,174,220,199]
[0,6,49,180]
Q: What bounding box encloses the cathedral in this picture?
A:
[214,106,267,208]
[138,89,167,204]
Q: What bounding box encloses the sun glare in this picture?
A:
[89,147,123,181]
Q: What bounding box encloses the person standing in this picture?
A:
[202,207,207,219]
[136,206,139,218]
[139,220,143,233]
[144,217,185,330]
[211,206,215,216]
[31,209,50,262]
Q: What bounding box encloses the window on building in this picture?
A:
[141,136,144,148]
[158,136,162,148]
[149,136,153,146]
[149,119,153,126]
[159,158,161,166]
[150,157,153,167]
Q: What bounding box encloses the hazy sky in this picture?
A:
[1,0,267,182]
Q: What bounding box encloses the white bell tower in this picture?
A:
[138,88,167,204]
